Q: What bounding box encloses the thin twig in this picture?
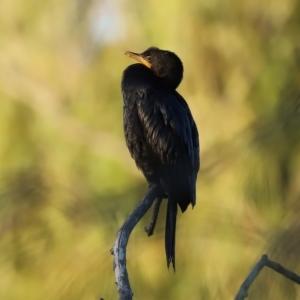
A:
[111,184,163,300]
[235,254,300,300]
[145,197,163,236]
[235,255,268,300]
[265,257,300,284]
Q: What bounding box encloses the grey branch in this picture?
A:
[111,184,162,300]
[235,254,300,300]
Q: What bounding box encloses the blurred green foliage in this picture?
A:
[0,0,300,299]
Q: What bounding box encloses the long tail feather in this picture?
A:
[165,198,177,271]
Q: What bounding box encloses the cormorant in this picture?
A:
[121,47,200,270]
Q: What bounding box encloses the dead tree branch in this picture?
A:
[235,254,300,300]
[111,184,163,300]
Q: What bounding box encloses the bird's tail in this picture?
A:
[165,197,177,271]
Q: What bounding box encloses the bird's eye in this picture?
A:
[146,56,151,62]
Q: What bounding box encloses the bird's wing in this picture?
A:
[136,89,199,172]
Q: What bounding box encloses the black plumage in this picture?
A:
[121,47,200,270]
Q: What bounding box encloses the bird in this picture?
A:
[121,47,200,270]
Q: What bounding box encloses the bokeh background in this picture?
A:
[1,0,300,299]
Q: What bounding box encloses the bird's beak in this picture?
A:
[125,51,152,69]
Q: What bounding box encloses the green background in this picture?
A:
[0,0,300,299]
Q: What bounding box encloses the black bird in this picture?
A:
[121,47,200,270]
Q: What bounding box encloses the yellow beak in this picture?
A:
[125,51,152,69]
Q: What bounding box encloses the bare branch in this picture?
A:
[111,184,162,300]
[235,255,268,300]
[145,197,163,236]
[265,257,300,284]
[235,254,300,300]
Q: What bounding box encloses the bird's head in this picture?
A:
[125,47,184,90]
